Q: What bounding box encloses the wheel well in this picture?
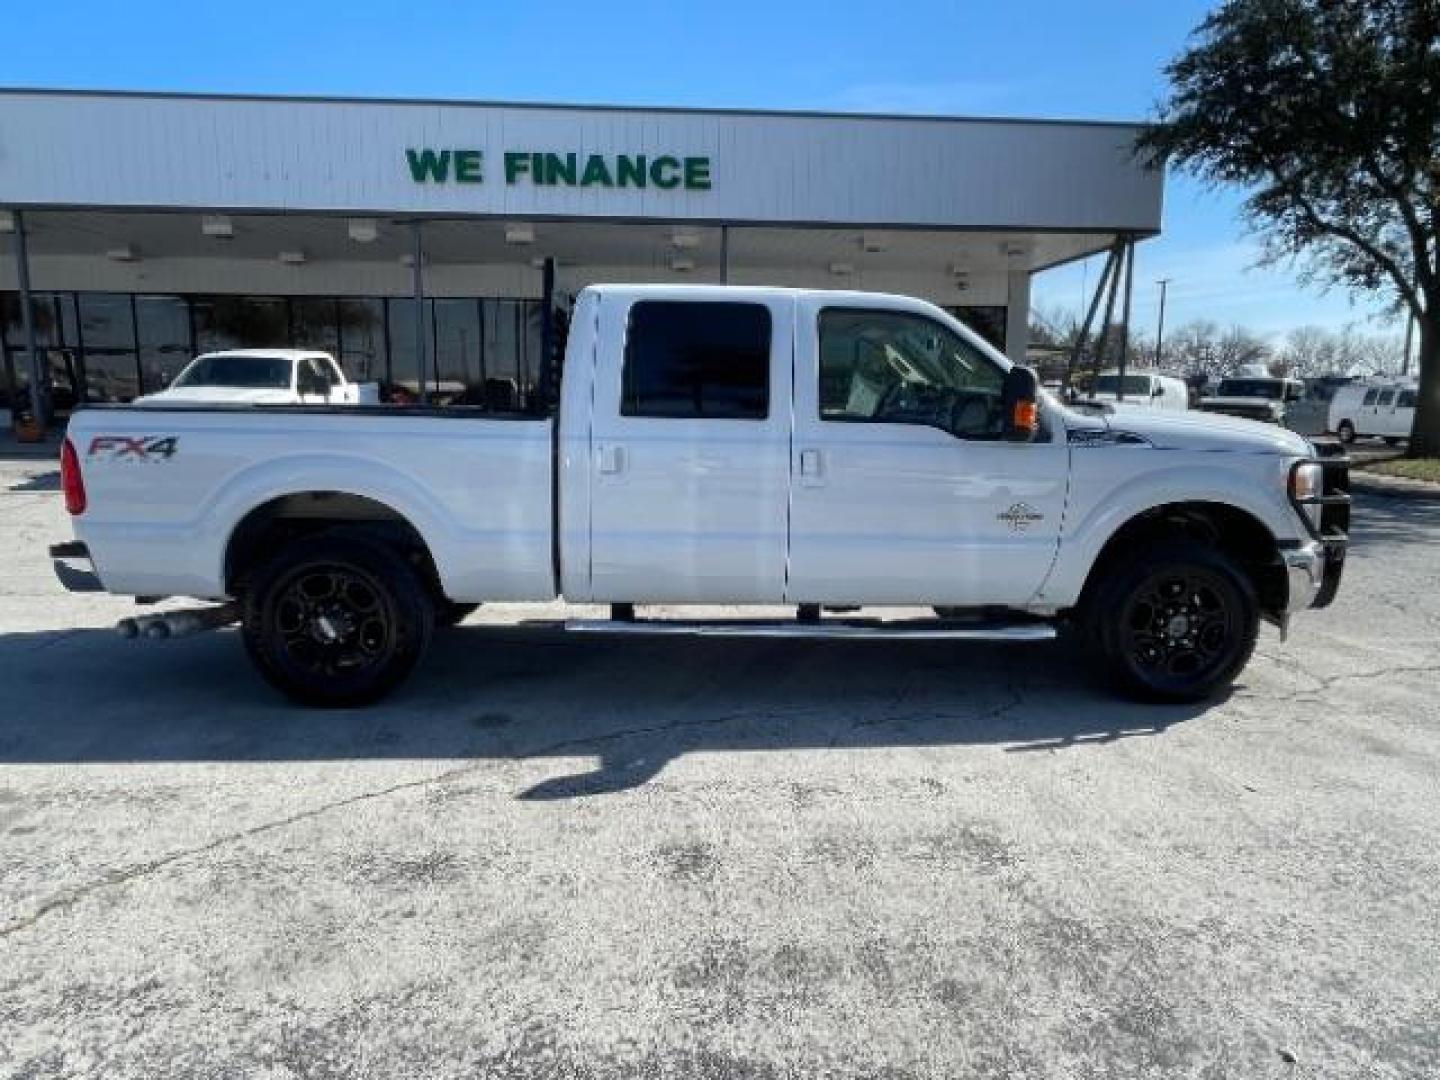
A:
[224,492,442,598]
[1078,501,1287,617]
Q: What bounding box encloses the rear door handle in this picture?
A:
[597,444,626,475]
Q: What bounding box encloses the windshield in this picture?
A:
[1092,375,1152,396]
[1215,378,1283,399]
[173,355,292,390]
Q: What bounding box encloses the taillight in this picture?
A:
[60,437,87,515]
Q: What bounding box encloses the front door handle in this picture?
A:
[798,448,824,486]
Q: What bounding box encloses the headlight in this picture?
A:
[1290,462,1324,531]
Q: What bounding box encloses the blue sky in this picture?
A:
[6,0,1404,342]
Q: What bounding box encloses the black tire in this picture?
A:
[241,534,435,706]
[438,601,481,627]
[1337,420,1355,444]
[1079,540,1258,703]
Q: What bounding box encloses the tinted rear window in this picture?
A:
[622,301,771,419]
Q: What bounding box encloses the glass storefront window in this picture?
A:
[483,299,524,412]
[292,298,340,358]
[136,295,192,394]
[386,298,431,402]
[78,293,140,403]
[3,293,82,415]
[433,299,481,405]
[3,290,544,411]
[338,299,386,383]
[193,296,289,354]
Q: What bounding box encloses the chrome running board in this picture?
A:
[564,618,1056,641]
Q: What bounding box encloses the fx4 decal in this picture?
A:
[86,435,180,462]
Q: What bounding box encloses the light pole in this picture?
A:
[1155,277,1172,369]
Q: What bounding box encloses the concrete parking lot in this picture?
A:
[1,456,1437,1079]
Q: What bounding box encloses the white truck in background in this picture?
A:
[1198,370,1307,426]
[137,349,377,406]
[52,285,1349,706]
[1083,370,1190,412]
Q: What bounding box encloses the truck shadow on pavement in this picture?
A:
[0,624,1224,796]
[4,468,59,492]
[1345,486,1440,551]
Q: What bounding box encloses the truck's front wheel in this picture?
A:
[241,535,435,706]
[1081,540,1258,703]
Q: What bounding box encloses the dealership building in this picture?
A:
[0,88,1162,419]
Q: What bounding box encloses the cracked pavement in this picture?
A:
[1,458,1438,1079]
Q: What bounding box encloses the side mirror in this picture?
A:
[1001,365,1041,442]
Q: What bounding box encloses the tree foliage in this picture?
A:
[1139,0,1440,454]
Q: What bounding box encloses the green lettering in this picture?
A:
[545,152,577,185]
[683,157,711,190]
[533,153,546,184]
[454,149,483,183]
[616,155,647,188]
[406,148,451,183]
[504,152,530,183]
[580,154,614,187]
[650,155,681,189]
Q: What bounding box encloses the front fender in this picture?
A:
[1038,454,1302,607]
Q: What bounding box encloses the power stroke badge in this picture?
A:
[997,503,1044,532]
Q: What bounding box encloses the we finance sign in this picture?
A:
[405,148,712,191]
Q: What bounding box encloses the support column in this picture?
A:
[13,210,45,428]
[1115,240,1136,400]
[539,256,556,410]
[410,220,427,403]
[1004,254,1032,366]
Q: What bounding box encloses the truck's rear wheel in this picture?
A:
[1081,540,1258,703]
[241,535,435,706]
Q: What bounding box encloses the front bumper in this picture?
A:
[1282,540,1344,614]
[1283,441,1350,613]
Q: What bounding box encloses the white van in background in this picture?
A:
[1084,370,1189,412]
[1328,380,1417,443]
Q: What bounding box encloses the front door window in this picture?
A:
[818,308,1006,439]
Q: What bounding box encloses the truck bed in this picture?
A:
[64,404,556,602]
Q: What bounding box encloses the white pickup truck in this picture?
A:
[51,285,1349,706]
[137,349,374,407]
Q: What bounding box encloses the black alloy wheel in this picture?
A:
[242,534,435,706]
[1083,540,1258,702]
